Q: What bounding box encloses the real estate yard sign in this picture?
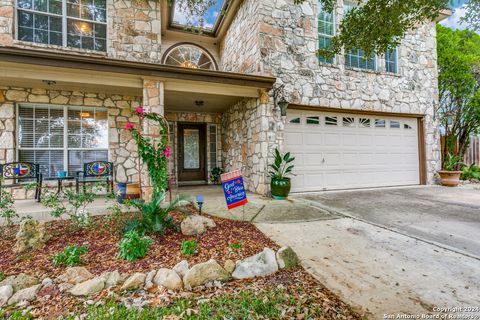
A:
[221,170,248,210]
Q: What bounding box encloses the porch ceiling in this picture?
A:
[165,90,242,113]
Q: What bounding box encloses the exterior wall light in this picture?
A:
[272,84,289,117]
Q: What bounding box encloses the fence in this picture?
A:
[465,136,480,166]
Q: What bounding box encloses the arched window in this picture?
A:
[163,44,217,70]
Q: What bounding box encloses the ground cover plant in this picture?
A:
[52,245,89,267]
[118,230,154,262]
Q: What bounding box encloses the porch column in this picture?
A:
[141,79,165,200]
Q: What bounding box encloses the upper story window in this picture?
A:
[318,1,335,64]
[385,48,398,73]
[16,0,107,51]
[163,44,217,70]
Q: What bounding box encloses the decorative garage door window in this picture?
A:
[163,44,217,70]
[18,104,108,177]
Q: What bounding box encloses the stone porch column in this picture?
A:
[141,79,165,200]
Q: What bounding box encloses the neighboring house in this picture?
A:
[0,0,449,198]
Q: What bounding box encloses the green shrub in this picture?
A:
[228,239,242,250]
[0,185,19,228]
[180,239,197,256]
[0,271,5,282]
[118,230,154,262]
[461,164,480,180]
[52,245,88,267]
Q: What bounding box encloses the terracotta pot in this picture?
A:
[271,178,291,200]
[438,171,462,187]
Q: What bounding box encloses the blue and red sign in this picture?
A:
[221,170,248,210]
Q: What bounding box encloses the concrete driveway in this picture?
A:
[256,186,480,317]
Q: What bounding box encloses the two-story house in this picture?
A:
[0,0,448,197]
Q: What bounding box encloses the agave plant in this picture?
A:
[269,148,295,180]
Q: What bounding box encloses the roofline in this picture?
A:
[436,9,453,22]
[0,47,276,89]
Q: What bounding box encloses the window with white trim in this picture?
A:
[18,104,108,177]
[318,1,335,64]
[16,0,107,51]
[385,48,398,73]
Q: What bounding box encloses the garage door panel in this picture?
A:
[286,110,420,192]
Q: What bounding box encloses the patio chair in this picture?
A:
[0,162,43,202]
[75,161,114,195]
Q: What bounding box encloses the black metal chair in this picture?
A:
[0,162,43,202]
[75,161,114,194]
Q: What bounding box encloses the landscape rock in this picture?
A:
[120,273,146,291]
[69,277,105,296]
[276,246,299,269]
[232,248,279,280]
[173,260,189,279]
[183,259,229,290]
[0,274,39,293]
[14,219,50,253]
[0,285,13,306]
[144,270,157,289]
[57,267,93,285]
[8,284,41,305]
[58,283,73,293]
[103,271,122,288]
[153,268,183,290]
[224,260,236,274]
[41,278,53,287]
[180,215,216,236]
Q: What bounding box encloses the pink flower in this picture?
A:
[125,122,135,131]
[134,107,145,117]
[161,146,171,158]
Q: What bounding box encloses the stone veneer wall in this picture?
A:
[221,98,283,194]
[0,0,162,64]
[219,0,442,184]
[0,87,142,199]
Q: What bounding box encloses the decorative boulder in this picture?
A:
[232,248,279,280]
[0,273,39,293]
[181,215,216,236]
[183,259,229,290]
[276,246,299,269]
[57,267,93,285]
[173,260,189,279]
[69,277,105,296]
[8,284,41,305]
[223,260,236,274]
[103,271,122,288]
[0,285,13,306]
[14,219,50,253]
[120,273,146,291]
[144,270,157,289]
[153,268,183,291]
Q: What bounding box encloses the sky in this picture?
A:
[440,0,469,30]
[172,0,224,30]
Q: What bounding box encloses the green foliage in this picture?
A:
[125,192,186,236]
[118,230,154,262]
[180,239,198,256]
[443,153,465,171]
[41,187,96,229]
[228,239,242,250]
[0,271,4,282]
[0,309,32,320]
[461,164,480,180]
[210,167,224,185]
[437,25,480,161]
[52,245,88,267]
[462,0,480,32]
[269,148,295,180]
[0,186,18,228]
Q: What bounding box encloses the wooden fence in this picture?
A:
[465,136,480,166]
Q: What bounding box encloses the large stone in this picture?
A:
[180,215,216,236]
[173,260,189,279]
[144,270,157,289]
[183,259,229,290]
[14,219,50,253]
[8,284,41,305]
[224,260,236,274]
[0,285,13,306]
[103,270,122,288]
[153,268,183,291]
[0,274,39,293]
[232,248,279,280]
[57,267,93,285]
[276,246,299,269]
[69,277,105,296]
[120,273,146,291]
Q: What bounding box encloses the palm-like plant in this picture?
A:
[269,149,295,180]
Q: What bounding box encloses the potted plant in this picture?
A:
[438,153,464,187]
[269,148,295,200]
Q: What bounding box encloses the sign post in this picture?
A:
[221,170,248,210]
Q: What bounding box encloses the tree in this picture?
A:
[462,0,480,32]
[437,24,480,167]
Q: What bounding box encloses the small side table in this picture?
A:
[45,176,75,194]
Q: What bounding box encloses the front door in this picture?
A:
[178,123,207,182]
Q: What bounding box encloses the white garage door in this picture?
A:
[285,110,420,192]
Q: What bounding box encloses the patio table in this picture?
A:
[44,176,75,195]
